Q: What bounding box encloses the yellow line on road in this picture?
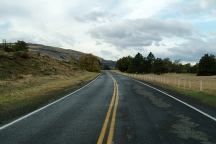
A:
[107,80,119,144]
[97,78,117,144]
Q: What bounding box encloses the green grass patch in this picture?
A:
[171,86,216,107]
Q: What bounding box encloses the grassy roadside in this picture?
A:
[0,72,98,124]
[114,70,216,108]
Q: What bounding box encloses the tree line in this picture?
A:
[116,52,216,76]
[0,40,28,52]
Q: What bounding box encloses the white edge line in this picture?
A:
[0,74,101,130]
[120,73,216,122]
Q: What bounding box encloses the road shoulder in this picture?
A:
[114,72,216,119]
[0,72,100,125]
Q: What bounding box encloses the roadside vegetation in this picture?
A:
[79,54,101,72]
[116,52,216,76]
[0,40,100,124]
[116,52,216,107]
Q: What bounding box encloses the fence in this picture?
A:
[122,73,216,95]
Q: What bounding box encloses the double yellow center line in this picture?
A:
[97,76,119,144]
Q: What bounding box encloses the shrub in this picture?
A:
[79,54,101,72]
[13,41,28,51]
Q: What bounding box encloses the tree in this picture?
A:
[153,58,172,74]
[116,52,216,75]
[171,60,180,73]
[190,63,198,73]
[182,63,191,73]
[146,52,155,73]
[153,58,165,74]
[79,54,101,72]
[13,41,28,51]
[162,58,172,73]
[128,53,144,73]
[116,56,132,72]
[198,54,216,76]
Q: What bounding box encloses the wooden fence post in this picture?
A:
[189,81,191,89]
[183,80,186,89]
[200,80,203,91]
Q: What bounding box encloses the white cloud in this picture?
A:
[0,0,215,61]
[123,0,176,19]
[90,19,195,49]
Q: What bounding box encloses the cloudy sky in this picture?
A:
[0,0,216,62]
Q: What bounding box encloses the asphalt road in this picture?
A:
[0,71,216,144]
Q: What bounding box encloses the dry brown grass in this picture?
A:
[0,72,98,123]
[118,72,216,95]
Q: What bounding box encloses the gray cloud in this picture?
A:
[75,10,115,23]
[90,19,195,49]
[168,38,216,62]
[100,50,112,56]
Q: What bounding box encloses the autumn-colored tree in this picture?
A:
[79,54,101,72]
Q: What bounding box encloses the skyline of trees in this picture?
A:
[116,52,216,76]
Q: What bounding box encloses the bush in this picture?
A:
[79,54,101,72]
[13,41,28,51]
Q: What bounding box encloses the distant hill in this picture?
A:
[28,43,84,61]
[101,60,116,69]
[28,43,116,69]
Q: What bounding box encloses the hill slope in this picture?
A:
[28,43,116,69]
[0,48,81,80]
[0,47,98,124]
[28,43,83,62]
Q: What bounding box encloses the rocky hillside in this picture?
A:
[28,43,116,69]
[28,43,84,62]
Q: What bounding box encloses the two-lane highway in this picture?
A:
[0,71,216,144]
